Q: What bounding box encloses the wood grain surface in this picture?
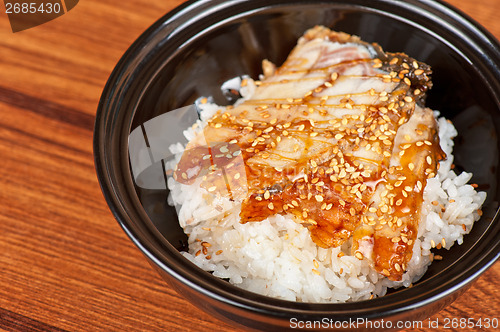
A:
[0,0,498,331]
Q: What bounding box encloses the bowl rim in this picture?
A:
[94,0,500,320]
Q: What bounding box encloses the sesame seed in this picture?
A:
[355,252,364,260]
[268,202,274,210]
[308,219,317,225]
[416,181,423,191]
[208,186,217,192]
[414,69,424,75]
[264,190,270,200]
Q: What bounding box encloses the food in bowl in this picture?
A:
[165,26,486,302]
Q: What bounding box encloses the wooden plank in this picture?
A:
[0,0,497,331]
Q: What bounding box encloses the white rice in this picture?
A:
[165,79,486,303]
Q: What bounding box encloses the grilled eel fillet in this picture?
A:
[174,26,444,281]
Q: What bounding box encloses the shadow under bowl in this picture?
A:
[94,0,500,330]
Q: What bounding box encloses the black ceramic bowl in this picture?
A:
[94,0,500,330]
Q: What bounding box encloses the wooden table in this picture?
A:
[0,0,498,331]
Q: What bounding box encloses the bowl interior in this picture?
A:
[120,0,499,305]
